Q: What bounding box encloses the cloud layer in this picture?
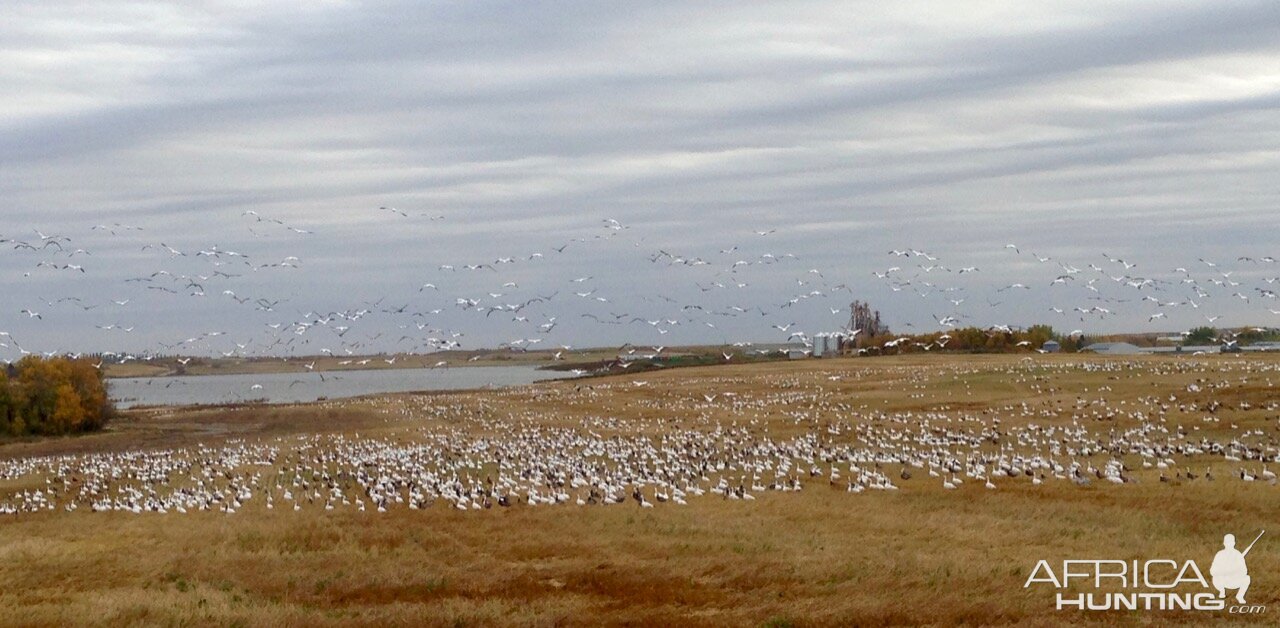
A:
[3,1,1280,357]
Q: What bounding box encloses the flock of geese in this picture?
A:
[1,357,1276,516]
[2,210,1279,368]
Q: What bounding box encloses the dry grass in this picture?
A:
[3,354,1279,626]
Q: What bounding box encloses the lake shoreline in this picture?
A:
[107,364,572,409]
[99,345,771,379]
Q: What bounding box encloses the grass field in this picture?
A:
[3,354,1278,626]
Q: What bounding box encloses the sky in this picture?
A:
[3,0,1280,359]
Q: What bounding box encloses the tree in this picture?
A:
[1186,326,1217,344]
[1235,327,1280,344]
[859,324,1088,355]
[2,356,113,436]
[1025,325,1055,348]
[1056,333,1086,353]
[51,383,86,432]
[0,370,11,434]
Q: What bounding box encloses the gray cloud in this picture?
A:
[3,0,1280,357]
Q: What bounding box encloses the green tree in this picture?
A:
[1025,325,1054,348]
[1186,326,1217,344]
[0,369,10,434]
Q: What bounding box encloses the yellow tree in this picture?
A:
[51,382,86,432]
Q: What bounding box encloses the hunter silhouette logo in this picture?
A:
[1025,530,1267,614]
[1212,531,1262,604]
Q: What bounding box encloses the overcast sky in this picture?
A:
[3,1,1280,358]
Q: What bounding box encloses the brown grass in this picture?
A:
[3,354,1279,626]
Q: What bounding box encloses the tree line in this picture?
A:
[0,356,114,436]
[854,325,1088,354]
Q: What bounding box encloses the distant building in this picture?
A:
[788,348,811,360]
[1146,345,1220,354]
[1041,340,1061,353]
[1081,342,1143,355]
[1081,342,1237,356]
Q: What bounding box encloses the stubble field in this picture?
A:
[2,354,1278,626]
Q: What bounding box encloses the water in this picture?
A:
[108,366,567,409]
